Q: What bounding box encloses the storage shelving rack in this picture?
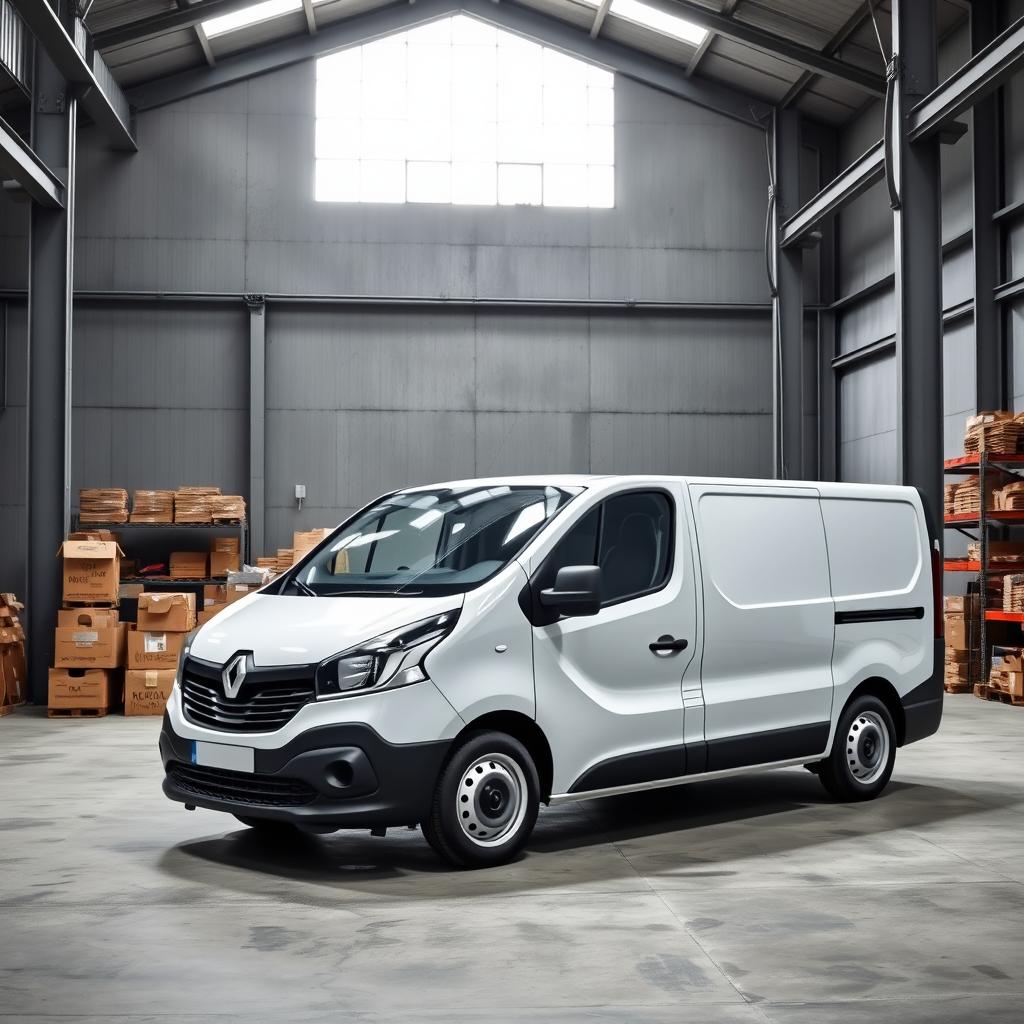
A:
[71,517,249,601]
[944,452,1024,687]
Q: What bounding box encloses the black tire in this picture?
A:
[818,695,897,802]
[422,731,540,869]
[233,814,299,834]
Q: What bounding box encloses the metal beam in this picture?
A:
[971,2,1003,413]
[247,295,266,561]
[780,140,883,248]
[908,14,1024,142]
[590,0,611,40]
[684,0,739,78]
[636,0,885,94]
[780,0,875,109]
[128,0,773,127]
[9,1,135,150]
[774,106,804,479]
[0,113,63,206]
[94,0,266,49]
[892,0,942,534]
[26,51,77,704]
[302,0,317,35]
[196,23,216,66]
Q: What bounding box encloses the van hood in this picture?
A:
[190,593,464,668]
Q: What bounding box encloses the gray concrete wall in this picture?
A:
[0,51,775,585]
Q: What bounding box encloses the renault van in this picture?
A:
[160,475,943,868]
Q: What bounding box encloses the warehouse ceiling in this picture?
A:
[82,0,971,126]
[0,0,968,132]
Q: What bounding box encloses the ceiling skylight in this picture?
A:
[203,0,302,38]
[582,0,707,46]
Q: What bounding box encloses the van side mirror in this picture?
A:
[540,565,602,617]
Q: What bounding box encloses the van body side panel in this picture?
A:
[529,482,698,795]
[690,484,834,764]
[818,489,937,745]
[425,563,536,723]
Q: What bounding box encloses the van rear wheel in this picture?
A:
[422,730,540,869]
[818,695,896,802]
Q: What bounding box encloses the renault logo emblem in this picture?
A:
[222,653,248,698]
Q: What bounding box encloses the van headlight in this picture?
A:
[315,610,460,700]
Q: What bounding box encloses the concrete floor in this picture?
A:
[2,697,1024,1023]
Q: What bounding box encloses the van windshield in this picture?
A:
[279,485,581,597]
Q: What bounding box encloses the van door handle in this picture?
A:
[649,635,689,654]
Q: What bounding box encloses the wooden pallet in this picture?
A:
[974,683,1024,707]
[47,706,111,718]
[0,703,19,717]
[944,681,973,694]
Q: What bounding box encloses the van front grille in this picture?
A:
[181,656,315,733]
[168,762,316,807]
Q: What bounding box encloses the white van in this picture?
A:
[160,476,943,868]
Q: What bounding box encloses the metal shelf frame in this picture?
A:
[944,452,1024,686]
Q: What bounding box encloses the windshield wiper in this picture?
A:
[289,577,316,597]
[320,588,425,597]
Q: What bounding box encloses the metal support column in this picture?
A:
[26,49,77,703]
[892,0,943,538]
[247,295,266,563]
[774,106,804,479]
[971,1,1003,413]
[812,125,839,482]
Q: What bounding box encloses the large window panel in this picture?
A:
[314,14,615,208]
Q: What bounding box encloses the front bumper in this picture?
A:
[160,714,451,829]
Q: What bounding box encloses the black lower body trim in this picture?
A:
[835,606,925,624]
[704,721,830,773]
[567,744,686,794]
[900,638,943,745]
[159,714,451,829]
[567,721,830,794]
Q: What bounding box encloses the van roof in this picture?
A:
[401,474,917,498]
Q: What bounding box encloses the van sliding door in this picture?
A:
[689,484,834,772]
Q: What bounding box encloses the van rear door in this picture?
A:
[689,483,834,771]
[818,489,932,711]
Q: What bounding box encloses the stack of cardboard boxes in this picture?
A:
[125,592,196,715]
[48,536,126,717]
[0,594,27,715]
[944,594,979,693]
[988,646,1024,699]
[210,536,241,577]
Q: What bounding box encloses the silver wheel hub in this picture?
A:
[457,753,527,848]
[846,710,890,785]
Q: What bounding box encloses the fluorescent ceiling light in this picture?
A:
[203,0,302,38]
[590,0,707,46]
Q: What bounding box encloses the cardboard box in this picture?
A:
[944,594,980,615]
[209,550,241,577]
[137,592,196,633]
[59,539,123,604]
[991,646,1024,673]
[54,619,127,669]
[57,607,118,627]
[124,669,176,716]
[211,536,240,555]
[293,529,332,564]
[944,662,969,684]
[944,613,968,650]
[127,626,186,670]
[169,551,208,579]
[203,583,227,607]
[48,668,120,710]
[1,642,27,707]
[197,604,228,626]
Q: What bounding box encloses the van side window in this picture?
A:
[599,492,672,604]
[536,508,600,597]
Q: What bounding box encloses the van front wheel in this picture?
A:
[818,695,897,802]
[422,731,540,869]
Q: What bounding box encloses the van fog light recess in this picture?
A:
[327,759,355,788]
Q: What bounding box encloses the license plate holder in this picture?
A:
[192,740,255,774]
